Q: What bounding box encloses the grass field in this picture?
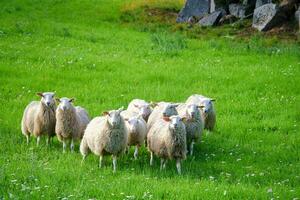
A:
[0,0,300,199]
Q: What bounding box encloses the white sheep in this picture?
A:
[80,107,127,173]
[126,99,153,122]
[147,102,179,132]
[55,97,90,153]
[21,92,56,146]
[124,115,147,159]
[177,103,204,155]
[186,94,216,131]
[147,115,187,174]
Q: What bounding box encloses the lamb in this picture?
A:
[80,107,127,173]
[147,102,179,132]
[147,115,187,174]
[124,115,147,159]
[55,97,90,153]
[21,92,56,146]
[186,94,216,131]
[121,99,153,122]
[177,103,204,156]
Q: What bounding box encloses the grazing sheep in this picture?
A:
[177,103,204,156]
[147,102,179,132]
[126,99,153,122]
[186,94,216,131]
[80,108,127,173]
[21,92,56,146]
[55,97,90,153]
[124,115,147,159]
[147,115,187,174]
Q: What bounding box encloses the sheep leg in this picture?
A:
[26,135,30,145]
[99,155,103,168]
[160,159,165,171]
[176,159,182,175]
[134,146,139,160]
[190,140,195,156]
[112,155,117,173]
[36,136,41,147]
[150,152,154,166]
[46,136,51,146]
[63,140,67,153]
[163,160,167,169]
[70,138,74,153]
[81,155,86,166]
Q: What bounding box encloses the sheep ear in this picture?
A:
[55,98,61,103]
[124,118,129,121]
[118,106,124,112]
[172,103,180,108]
[181,117,187,123]
[36,92,44,97]
[197,105,205,108]
[69,98,75,102]
[102,111,109,116]
[134,104,140,108]
[163,116,171,122]
[210,99,215,102]
[150,102,158,108]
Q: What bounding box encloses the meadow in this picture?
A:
[0,0,300,199]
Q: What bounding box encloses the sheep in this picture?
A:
[177,103,204,156]
[147,102,179,132]
[124,115,147,160]
[21,92,56,146]
[186,94,216,131]
[55,97,90,153]
[147,115,187,174]
[80,107,127,173]
[126,99,153,122]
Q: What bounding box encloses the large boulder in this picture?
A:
[252,3,277,31]
[198,9,225,26]
[176,0,210,22]
[229,3,246,18]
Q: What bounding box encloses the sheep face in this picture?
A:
[37,92,55,107]
[164,115,184,130]
[200,99,215,113]
[103,108,123,128]
[126,117,139,133]
[57,97,74,111]
[161,103,179,117]
[134,103,151,120]
[186,104,200,119]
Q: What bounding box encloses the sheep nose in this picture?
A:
[162,113,167,117]
[204,110,208,113]
[46,102,50,106]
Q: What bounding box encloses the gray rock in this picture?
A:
[255,0,272,8]
[177,0,210,23]
[198,10,223,26]
[229,4,246,18]
[252,3,277,31]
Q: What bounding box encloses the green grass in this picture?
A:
[0,0,300,199]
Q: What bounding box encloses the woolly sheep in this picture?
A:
[147,102,179,132]
[186,94,216,131]
[21,92,56,146]
[80,107,127,173]
[126,99,153,122]
[55,97,90,153]
[124,115,147,159]
[177,103,204,155]
[147,115,187,174]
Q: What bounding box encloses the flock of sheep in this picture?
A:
[21,92,216,174]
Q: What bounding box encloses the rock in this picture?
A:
[219,14,238,24]
[253,0,298,31]
[198,10,223,26]
[255,0,272,8]
[229,4,246,18]
[252,3,277,31]
[176,0,210,23]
